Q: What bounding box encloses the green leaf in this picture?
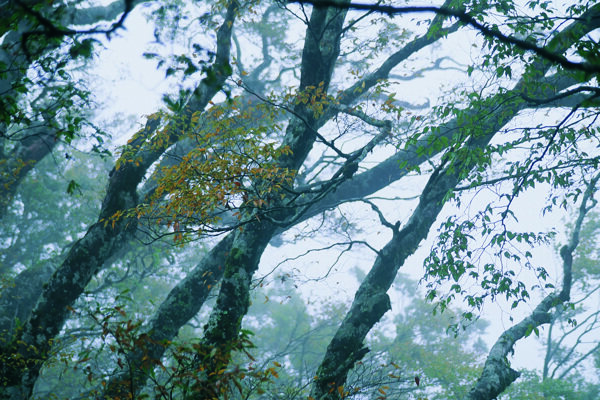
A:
[69,39,97,59]
[66,180,81,195]
[525,324,534,338]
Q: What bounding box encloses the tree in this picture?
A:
[2,0,600,399]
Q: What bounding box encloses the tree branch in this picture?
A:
[290,0,600,74]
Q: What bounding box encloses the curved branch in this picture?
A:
[62,0,151,27]
[15,0,135,41]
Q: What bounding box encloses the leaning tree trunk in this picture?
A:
[308,3,600,398]
[0,1,238,394]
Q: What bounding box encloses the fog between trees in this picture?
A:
[1,0,600,399]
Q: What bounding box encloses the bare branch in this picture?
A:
[290,0,600,74]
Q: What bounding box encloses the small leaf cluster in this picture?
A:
[131,100,294,237]
[423,212,553,319]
